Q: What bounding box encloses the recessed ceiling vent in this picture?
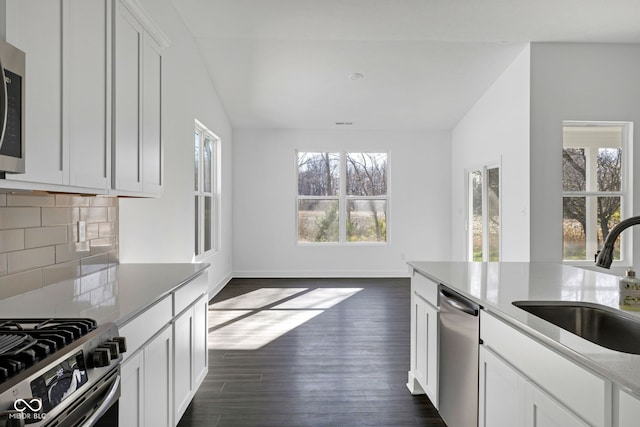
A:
[335,122,353,126]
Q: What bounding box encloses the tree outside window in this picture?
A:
[468,165,500,261]
[562,122,631,262]
[297,152,388,243]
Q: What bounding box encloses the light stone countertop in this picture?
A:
[0,263,210,327]
[408,261,640,395]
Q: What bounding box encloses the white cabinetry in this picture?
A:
[407,270,439,408]
[144,326,174,427]
[479,345,588,427]
[113,0,164,196]
[120,348,144,425]
[479,345,525,427]
[119,295,172,426]
[1,0,166,196]
[617,389,640,427]
[173,295,208,424]
[4,0,111,191]
[480,310,609,427]
[119,271,208,426]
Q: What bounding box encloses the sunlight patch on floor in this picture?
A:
[208,310,323,350]
[209,288,308,309]
[208,287,363,350]
[208,310,251,328]
[272,288,363,309]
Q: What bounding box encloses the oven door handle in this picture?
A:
[81,374,120,427]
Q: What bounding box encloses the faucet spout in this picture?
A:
[595,215,640,268]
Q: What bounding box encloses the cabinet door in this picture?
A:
[141,34,162,194]
[525,384,590,427]
[193,295,209,387]
[144,326,173,427]
[113,0,143,192]
[173,306,194,423]
[174,295,209,424]
[5,0,66,185]
[67,0,110,190]
[618,389,640,427]
[120,350,144,427]
[413,294,438,407]
[479,346,525,427]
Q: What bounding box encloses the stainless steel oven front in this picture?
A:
[0,320,126,426]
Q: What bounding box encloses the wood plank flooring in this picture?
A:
[177,278,445,427]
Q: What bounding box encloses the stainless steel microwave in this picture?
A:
[0,39,25,174]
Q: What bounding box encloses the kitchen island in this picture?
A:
[408,261,640,427]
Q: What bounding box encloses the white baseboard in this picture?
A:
[207,272,232,300]
[231,270,411,278]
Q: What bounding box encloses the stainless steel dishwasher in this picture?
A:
[438,285,480,427]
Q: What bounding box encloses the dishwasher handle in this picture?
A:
[439,286,479,316]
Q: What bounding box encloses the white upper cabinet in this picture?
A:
[113,3,143,193]
[1,0,167,196]
[4,0,66,186]
[112,0,166,196]
[67,0,111,190]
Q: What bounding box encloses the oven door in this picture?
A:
[45,368,120,427]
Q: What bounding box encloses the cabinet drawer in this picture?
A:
[120,295,172,360]
[481,310,609,427]
[412,270,438,306]
[173,271,208,315]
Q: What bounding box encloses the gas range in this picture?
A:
[0,318,125,426]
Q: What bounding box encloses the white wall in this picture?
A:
[232,129,451,277]
[118,0,233,294]
[530,43,640,265]
[451,45,531,261]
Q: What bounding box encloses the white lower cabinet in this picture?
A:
[480,310,608,427]
[144,326,174,427]
[479,346,588,427]
[120,349,144,425]
[173,295,209,424]
[617,389,640,427]
[525,381,589,427]
[120,325,173,427]
[119,271,209,426]
[407,270,439,407]
[479,345,525,427]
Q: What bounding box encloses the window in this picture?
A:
[194,121,219,256]
[297,152,388,243]
[467,164,500,261]
[562,121,632,263]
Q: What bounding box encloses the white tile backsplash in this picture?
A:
[0,193,118,298]
[0,229,25,252]
[25,225,67,248]
[0,207,41,229]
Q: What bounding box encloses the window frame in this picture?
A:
[194,120,220,258]
[562,120,633,266]
[296,151,389,245]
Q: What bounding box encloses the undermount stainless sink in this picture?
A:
[512,301,640,355]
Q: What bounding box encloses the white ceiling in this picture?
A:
[171,0,640,131]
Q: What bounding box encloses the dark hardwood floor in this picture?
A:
[177,278,445,427]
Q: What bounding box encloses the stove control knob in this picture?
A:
[113,336,127,353]
[103,341,120,359]
[92,347,111,368]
